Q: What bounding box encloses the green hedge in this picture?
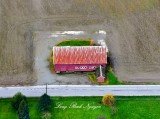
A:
[57,39,91,46]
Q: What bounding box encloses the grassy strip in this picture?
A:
[57,39,92,46]
[0,97,160,119]
[107,71,124,85]
[105,61,124,85]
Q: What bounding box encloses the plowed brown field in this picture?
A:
[0,0,160,85]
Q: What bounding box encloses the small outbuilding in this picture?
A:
[53,46,107,73]
[96,65,106,82]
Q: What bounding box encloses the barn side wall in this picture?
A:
[55,64,106,72]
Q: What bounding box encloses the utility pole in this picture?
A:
[46,83,48,94]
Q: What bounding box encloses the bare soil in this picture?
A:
[0,0,160,85]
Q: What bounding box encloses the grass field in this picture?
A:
[107,71,123,85]
[0,96,160,119]
[57,39,92,46]
[114,96,160,119]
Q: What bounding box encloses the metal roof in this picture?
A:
[53,46,107,64]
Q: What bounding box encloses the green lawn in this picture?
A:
[0,96,160,119]
[107,71,123,85]
[114,96,160,119]
[0,98,17,119]
[0,97,110,119]
[57,39,91,46]
[53,97,111,119]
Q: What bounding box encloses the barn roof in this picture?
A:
[53,46,107,64]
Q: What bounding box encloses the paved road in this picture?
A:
[0,85,160,98]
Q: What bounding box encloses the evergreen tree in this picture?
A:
[18,100,30,119]
[38,93,52,112]
[11,92,27,110]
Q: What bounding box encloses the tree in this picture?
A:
[18,100,30,119]
[11,92,27,110]
[38,93,52,112]
[102,94,115,107]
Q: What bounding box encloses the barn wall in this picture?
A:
[55,64,106,72]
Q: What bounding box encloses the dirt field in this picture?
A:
[0,0,160,85]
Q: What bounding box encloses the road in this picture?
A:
[0,85,160,98]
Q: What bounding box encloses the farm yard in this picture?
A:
[0,0,160,85]
[34,31,106,85]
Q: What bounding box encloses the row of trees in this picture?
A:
[11,92,114,119]
[12,93,29,119]
[11,93,52,119]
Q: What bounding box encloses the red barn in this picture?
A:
[53,46,107,73]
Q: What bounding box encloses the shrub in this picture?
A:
[18,100,30,119]
[102,94,115,107]
[11,92,27,110]
[90,40,93,45]
[48,51,54,72]
[57,39,91,46]
[49,51,53,63]
[38,93,52,113]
